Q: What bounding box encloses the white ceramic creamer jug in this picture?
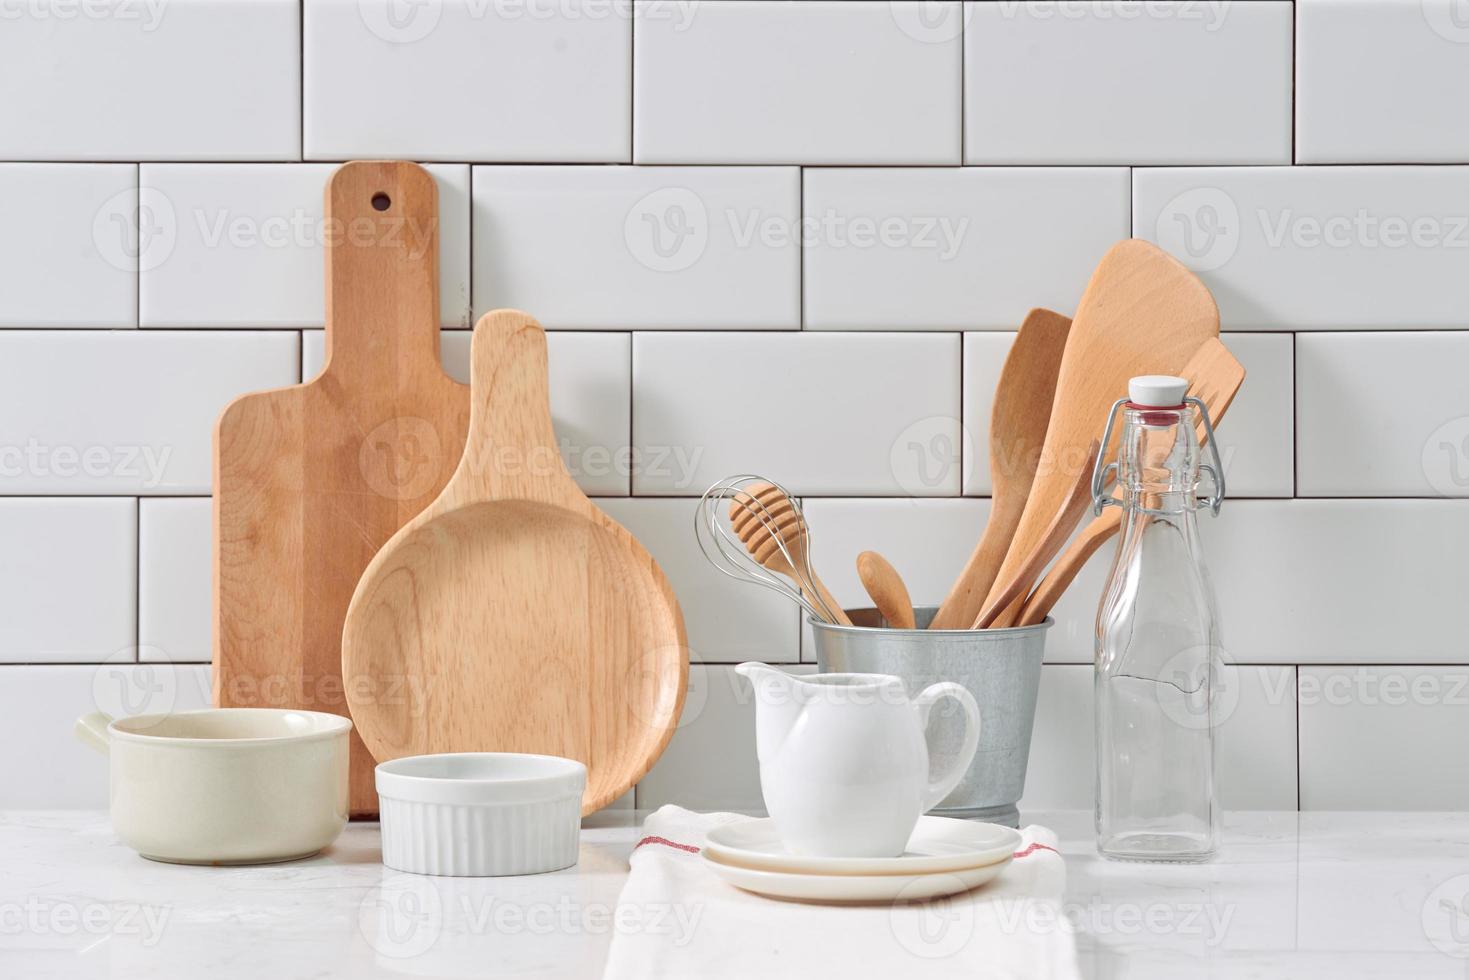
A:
[735,664,982,858]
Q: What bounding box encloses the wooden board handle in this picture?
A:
[322,161,442,380]
[443,309,578,504]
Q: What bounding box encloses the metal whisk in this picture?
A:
[694,474,846,625]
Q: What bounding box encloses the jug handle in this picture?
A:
[74,712,113,755]
[915,683,981,812]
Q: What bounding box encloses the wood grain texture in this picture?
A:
[856,551,915,629]
[213,161,470,817]
[341,310,688,815]
[980,240,1219,628]
[972,441,1097,630]
[929,308,1071,630]
[1015,337,1245,626]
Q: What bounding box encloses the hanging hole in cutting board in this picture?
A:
[371,192,391,211]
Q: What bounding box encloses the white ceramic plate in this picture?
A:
[703,815,1022,876]
[702,850,1012,902]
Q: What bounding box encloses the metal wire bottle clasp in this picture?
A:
[1090,396,1226,517]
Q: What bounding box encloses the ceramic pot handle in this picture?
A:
[74,712,112,755]
[914,683,981,812]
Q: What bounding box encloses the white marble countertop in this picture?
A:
[3,809,1467,978]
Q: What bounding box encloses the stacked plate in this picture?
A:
[701,816,1023,902]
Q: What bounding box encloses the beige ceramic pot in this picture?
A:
[75,708,351,865]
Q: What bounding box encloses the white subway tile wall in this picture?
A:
[803,168,1130,330]
[2,0,1466,811]
[304,0,630,162]
[0,164,138,328]
[0,0,300,161]
[964,0,1294,166]
[633,1,962,164]
[472,166,799,328]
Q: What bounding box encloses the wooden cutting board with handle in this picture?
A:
[341,309,688,815]
[981,239,1220,628]
[213,161,470,817]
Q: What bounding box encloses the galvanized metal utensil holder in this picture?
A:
[809,607,1050,828]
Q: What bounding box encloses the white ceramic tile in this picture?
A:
[1059,499,1469,665]
[598,498,799,665]
[472,166,799,329]
[961,332,1011,497]
[1299,666,1469,810]
[304,0,629,162]
[1298,333,1469,498]
[140,164,471,328]
[632,332,962,495]
[636,665,814,813]
[0,165,136,328]
[961,332,1292,499]
[304,329,631,495]
[965,1,1292,165]
[1020,664,1297,812]
[139,499,211,664]
[1298,0,1469,164]
[797,498,988,659]
[1135,166,1469,330]
[1212,333,1295,498]
[1017,666,1096,813]
[0,331,299,494]
[0,0,298,160]
[0,500,136,664]
[804,168,1129,330]
[634,1,961,164]
[0,665,211,808]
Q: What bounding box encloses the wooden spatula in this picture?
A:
[971,441,1097,630]
[341,310,687,815]
[1014,337,1245,626]
[979,240,1219,629]
[928,309,1071,630]
[857,551,916,629]
[214,161,469,817]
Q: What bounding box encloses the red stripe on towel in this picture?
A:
[635,835,701,854]
[1012,842,1059,859]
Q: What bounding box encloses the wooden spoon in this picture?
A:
[928,308,1071,630]
[980,240,1219,628]
[727,483,853,626]
[971,441,1098,630]
[1014,337,1245,626]
[857,551,916,629]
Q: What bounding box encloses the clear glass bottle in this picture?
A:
[1093,375,1225,863]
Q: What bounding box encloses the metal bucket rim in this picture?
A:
[808,610,1054,638]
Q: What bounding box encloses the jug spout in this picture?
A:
[736,662,804,762]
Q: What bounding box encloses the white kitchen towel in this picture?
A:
[601,806,1082,980]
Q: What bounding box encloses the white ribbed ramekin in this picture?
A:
[375,753,585,877]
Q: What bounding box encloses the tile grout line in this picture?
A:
[133,496,141,664]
